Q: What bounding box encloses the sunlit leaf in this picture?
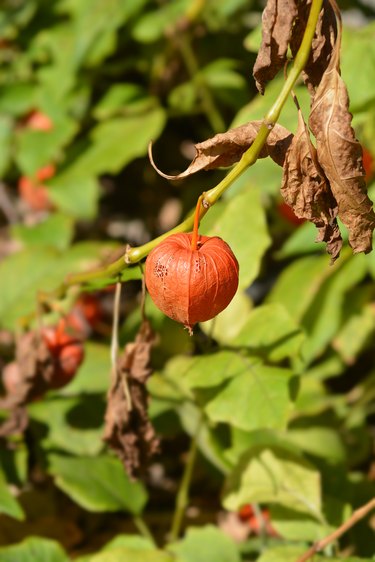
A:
[49,454,147,515]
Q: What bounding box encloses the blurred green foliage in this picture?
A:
[0,1,375,561]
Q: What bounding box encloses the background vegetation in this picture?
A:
[0,0,374,560]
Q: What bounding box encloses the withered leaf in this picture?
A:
[0,331,57,436]
[281,110,342,261]
[103,319,159,479]
[253,0,298,94]
[309,56,375,254]
[290,0,337,95]
[149,121,293,180]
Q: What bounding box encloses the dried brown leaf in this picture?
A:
[309,57,375,254]
[281,110,342,261]
[253,0,298,94]
[149,121,293,180]
[103,319,159,479]
[290,0,337,95]
[0,331,56,436]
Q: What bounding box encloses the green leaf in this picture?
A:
[201,186,271,289]
[0,467,24,520]
[169,525,241,562]
[255,545,375,562]
[0,242,117,330]
[266,254,331,321]
[60,108,166,178]
[93,84,150,120]
[178,350,259,390]
[49,176,99,220]
[231,303,304,362]
[0,83,37,116]
[341,23,375,112]
[15,114,77,176]
[223,447,322,518]
[287,427,346,462]
[277,221,330,259]
[270,505,330,542]
[0,537,67,562]
[101,535,154,551]
[29,395,105,456]
[89,549,175,562]
[60,341,110,395]
[11,214,75,251]
[49,454,147,515]
[200,290,253,344]
[132,0,189,43]
[333,304,375,365]
[300,253,368,364]
[0,115,13,175]
[205,364,295,431]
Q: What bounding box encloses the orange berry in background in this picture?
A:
[24,110,53,132]
[277,201,305,226]
[18,164,56,212]
[363,147,374,182]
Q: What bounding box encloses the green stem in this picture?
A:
[58,0,323,291]
[133,515,157,546]
[169,425,200,542]
[177,34,226,132]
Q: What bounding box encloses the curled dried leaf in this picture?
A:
[0,331,56,436]
[309,57,375,254]
[281,110,342,261]
[149,121,293,180]
[103,319,159,479]
[253,0,298,94]
[290,0,338,95]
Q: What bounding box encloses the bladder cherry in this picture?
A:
[145,232,239,333]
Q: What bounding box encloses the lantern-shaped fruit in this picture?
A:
[145,232,239,333]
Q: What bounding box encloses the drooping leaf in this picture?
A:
[103,319,159,479]
[0,537,68,562]
[281,109,342,261]
[252,0,298,94]
[169,525,241,562]
[309,52,375,254]
[49,454,147,515]
[289,0,337,94]
[149,121,293,179]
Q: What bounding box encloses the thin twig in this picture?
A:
[168,420,201,542]
[295,497,375,562]
[110,280,132,411]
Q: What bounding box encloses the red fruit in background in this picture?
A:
[41,322,84,388]
[277,201,305,226]
[145,232,239,333]
[238,505,279,537]
[18,164,56,212]
[363,147,374,182]
[24,110,53,132]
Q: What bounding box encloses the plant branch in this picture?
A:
[295,497,375,562]
[168,422,200,542]
[57,0,323,292]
